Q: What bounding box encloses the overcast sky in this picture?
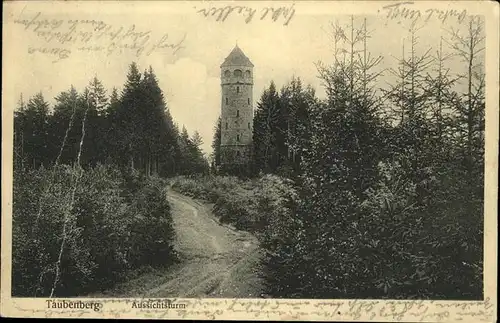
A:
[3,1,486,155]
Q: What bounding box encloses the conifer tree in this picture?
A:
[87,77,109,117]
[24,93,51,168]
[140,66,179,176]
[191,131,203,148]
[421,36,462,170]
[211,117,222,170]
[14,94,27,169]
[115,62,143,170]
[108,87,120,117]
[252,81,281,173]
[109,64,182,176]
[269,16,387,297]
[276,77,317,177]
[384,25,434,177]
[175,126,208,175]
[49,86,83,166]
[445,16,485,179]
[81,77,108,167]
[105,87,121,164]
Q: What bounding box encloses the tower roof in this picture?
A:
[221,45,254,68]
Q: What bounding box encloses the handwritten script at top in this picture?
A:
[13,297,495,321]
[379,2,468,26]
[195,4,295,26]
[14,12,187,63]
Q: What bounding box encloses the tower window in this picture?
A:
[237,86,240,93]
[247,98,250,105]
[234,69,242,77]
[224,70,230,77]
[236,110,239,117]
[245,70,251,78]
[237,134,240,142]
[225,122,228,130]
[226,97,228,105]
[248,122,250,129]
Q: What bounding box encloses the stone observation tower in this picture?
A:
[220,45,254,169]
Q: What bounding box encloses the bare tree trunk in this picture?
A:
[436,37,444,142]
[350,15,354,100]
[21,132,25,169]
[467,33,474,175]
[400,41,405,124]
[446,16,485,178]
[147,155,151,177]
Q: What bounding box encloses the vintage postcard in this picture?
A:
[1,0,498,321]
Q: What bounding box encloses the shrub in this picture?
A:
[352,160,483,299]
[254,175,304,296]
[126,175,177,268]
[264,159,484,299]
[171,175,269,233]
[170,175,243,203]
[170,167,483,300]
[12,164,177,297]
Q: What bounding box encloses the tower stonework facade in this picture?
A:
[220,45,254,169]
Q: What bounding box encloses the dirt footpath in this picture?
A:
[97,189,264,298]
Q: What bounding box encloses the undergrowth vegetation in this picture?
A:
[12,165,177,297]
[171,169,483,300]
[170,175,282,234]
